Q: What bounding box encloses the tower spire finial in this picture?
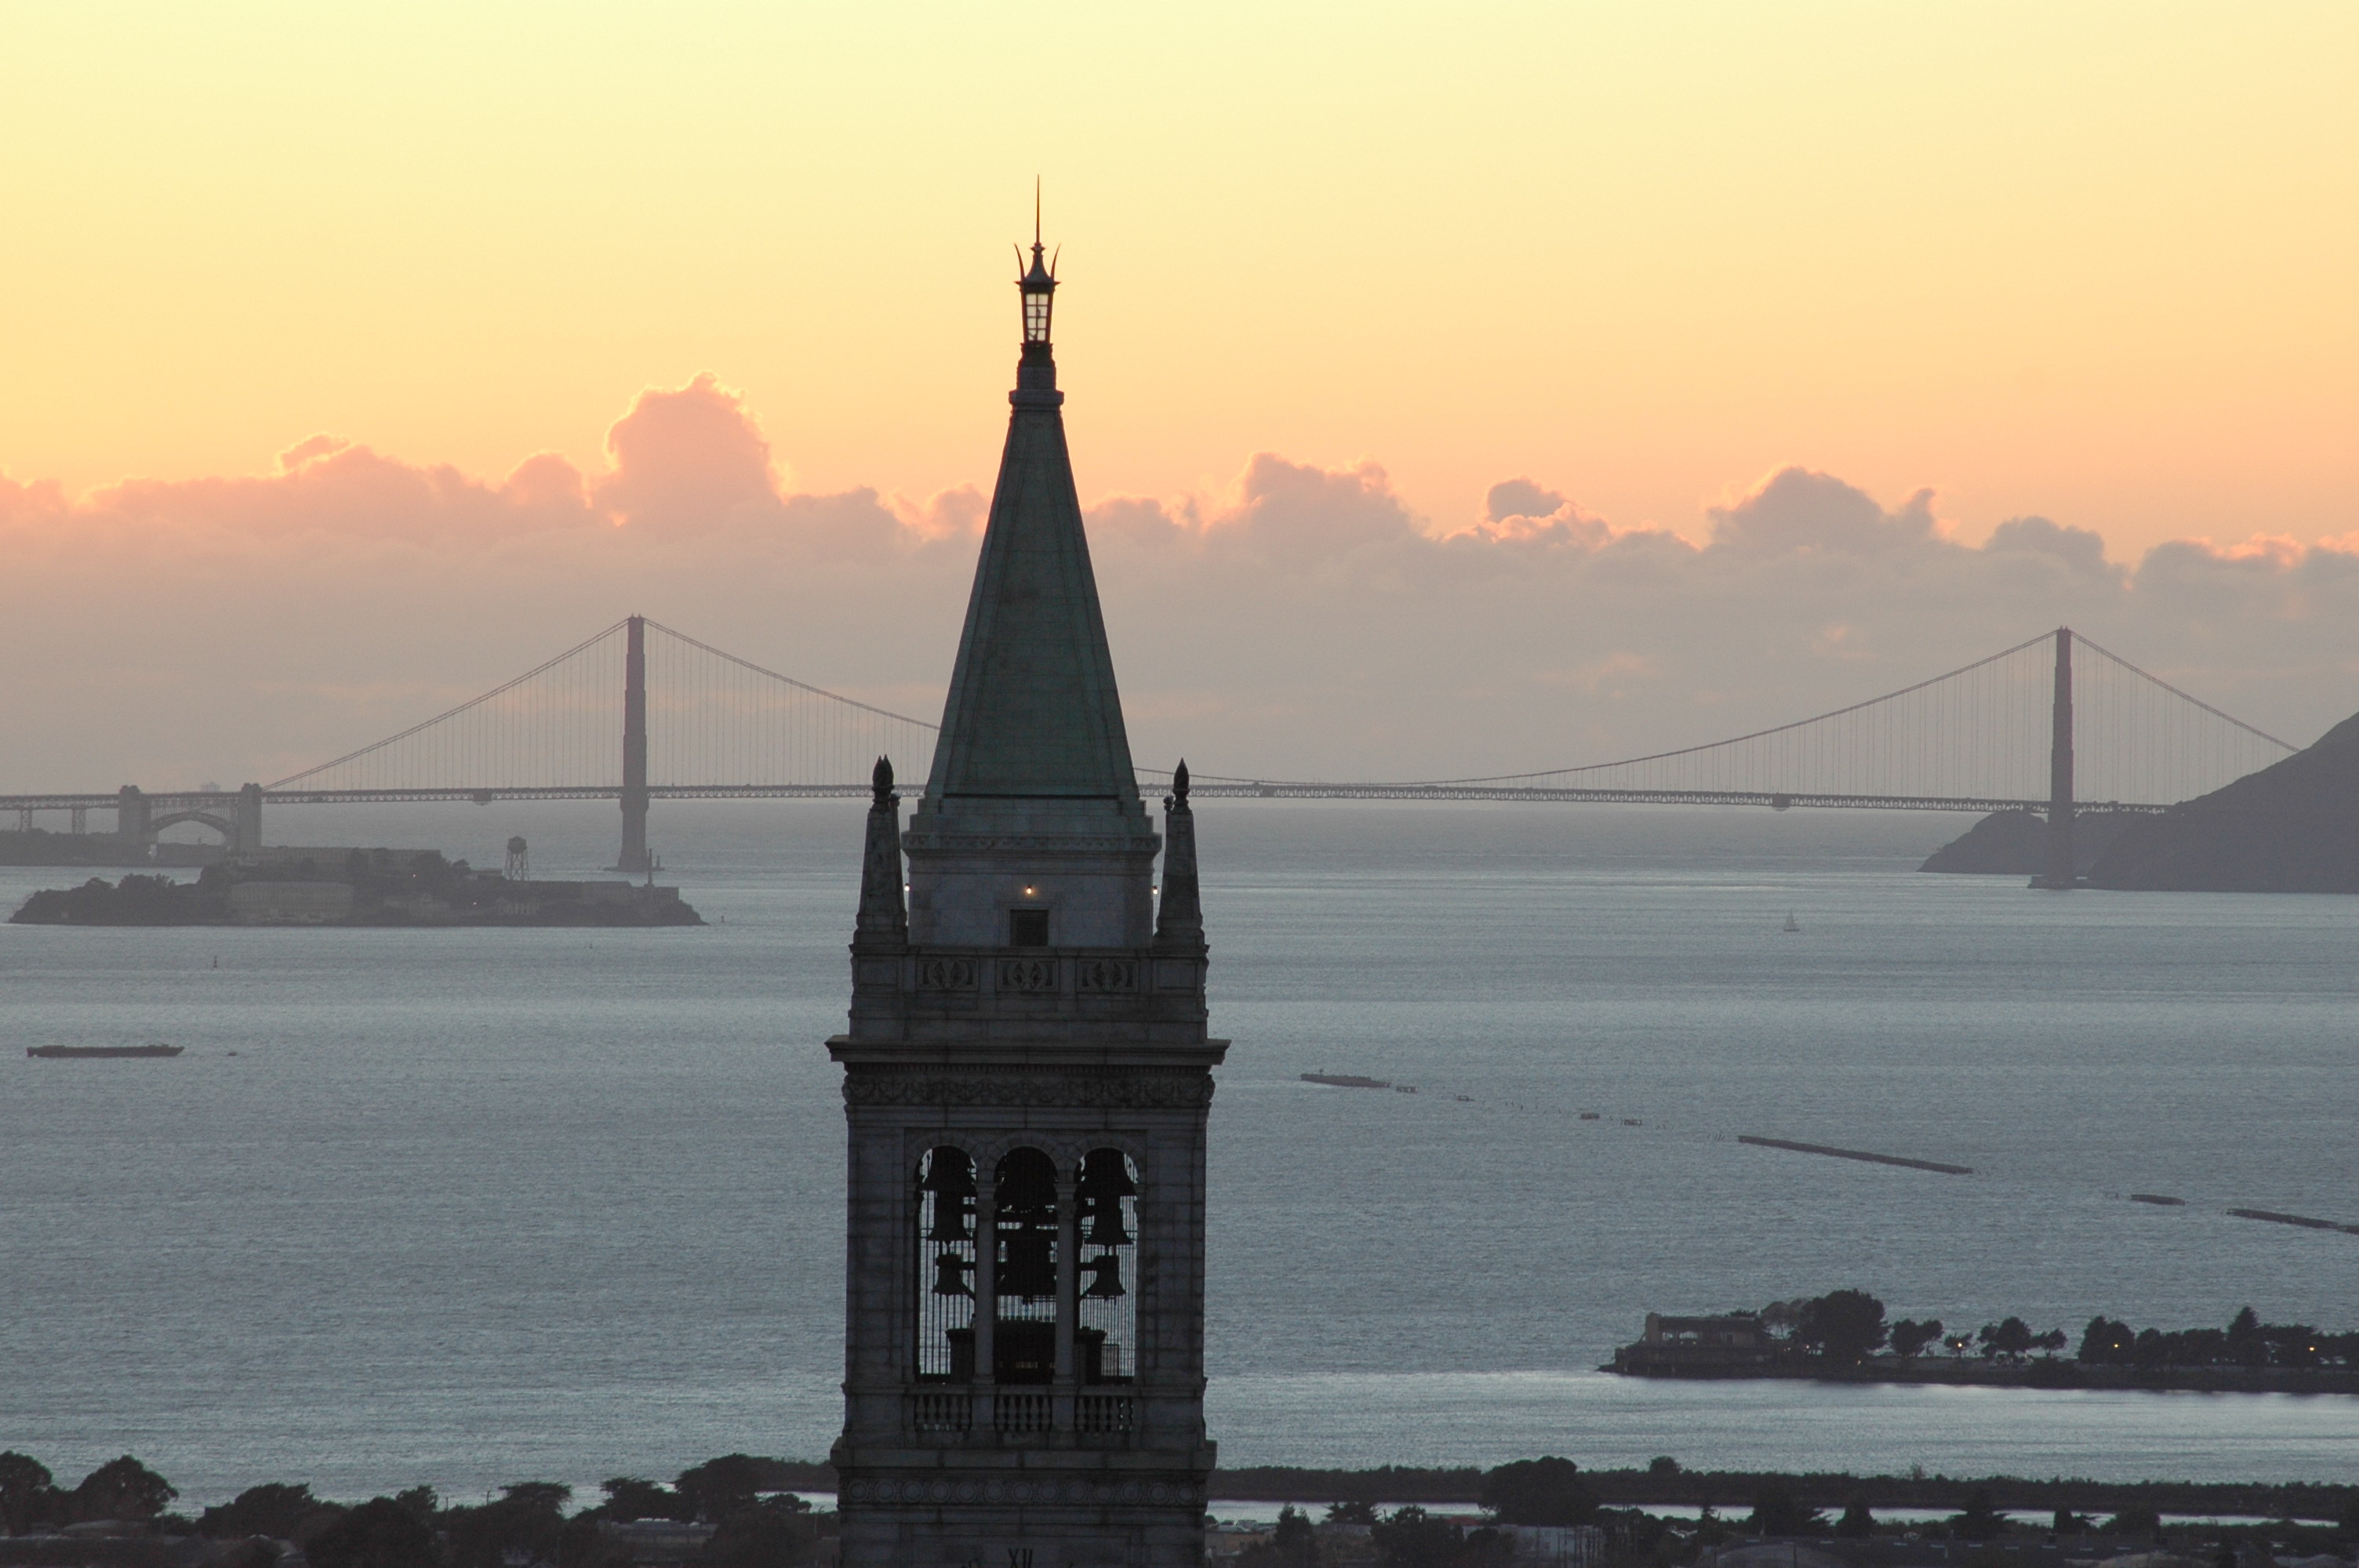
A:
[1155,757,1203,949]
[1016,194,1058,347]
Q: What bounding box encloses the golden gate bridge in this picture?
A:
[2,618,2297,887]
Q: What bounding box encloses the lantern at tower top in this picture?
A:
[1018,199,1059,345]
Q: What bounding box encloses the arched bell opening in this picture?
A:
[913,1146,976,1381]
[983,1146,1061,1384]
[1074,1148,1139,1385]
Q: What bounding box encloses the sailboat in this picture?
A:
[1782,911,1801,933]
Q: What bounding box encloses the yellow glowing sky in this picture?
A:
[2,2,2352,552]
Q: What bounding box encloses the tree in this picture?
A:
[0,1453,57,1537]
[1326,1501,1377,1526]
[1836,1500,1874,1538]
[1370,1506,1464,1568]
[1889,1319,1943,1359]
[1950,1490,2004,1541]
[1795,1291,1888,1363]
[1269,1505,1318,1567]
[2052,1508,2088,1534]
[307,1497,439,1568]
[594,1478,689,1523]
[1239,1507,1321,1568]
[1747,1487,1823,1537]
[2106,1508,2161,1540]
[703,1495,817,1568]
[198,1483,327,1540]
[1647,1457,1681,1480]
[444,1482,570,1568]
[675,1457,769,1523]
[2226,1308,2269,1368]
[1978,1319,2034,1361]
[72,1456,177,1523]
[1456,1526,1515,1565]
[1480,1457,1597,1527]
[2080,1317,2135,1363]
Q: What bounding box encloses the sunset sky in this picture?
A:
[3,3,2355,789]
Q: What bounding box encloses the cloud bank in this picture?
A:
[4,376,2354,790]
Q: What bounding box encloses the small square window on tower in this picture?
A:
[1008,908,1050,947]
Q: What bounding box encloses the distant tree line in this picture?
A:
[0,1451,823,1566]
[1229,1455,2359,1568]
[2080,1306,2359,1370]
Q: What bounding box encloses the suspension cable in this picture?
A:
[267,619,632,788]
[2072,634,2296,752]
[642,619,939,731]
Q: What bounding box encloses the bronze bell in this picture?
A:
[998,1231,1057,1301]
[1080,1253,1125,1300]
[931,1251,973,1298]
[926,1196,974,1243]
[1083,1203,1132,1247]
[920,1149,976,1242]
[1077,1149,1136,1246]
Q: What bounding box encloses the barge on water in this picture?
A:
[27,1044,184,1059]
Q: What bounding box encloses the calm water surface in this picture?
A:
[2,802,2354,1504]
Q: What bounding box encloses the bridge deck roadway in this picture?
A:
[2,785,2172,814]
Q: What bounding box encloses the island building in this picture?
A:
[827,231,1227,1566]
[1608,1312,1776,1375]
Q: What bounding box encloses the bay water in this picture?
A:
[3,801,2354,1507]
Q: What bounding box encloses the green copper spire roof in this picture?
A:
[923,249,1140,806]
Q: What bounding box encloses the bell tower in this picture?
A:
[828,225,1224,1568]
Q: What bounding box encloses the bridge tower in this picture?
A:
[618,614,652,873]
[2037,626,2075,889]
[828,229,1224,1568]
[234,783,264,855]
[114,785,150,857]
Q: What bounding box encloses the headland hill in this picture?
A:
[1607,1293,2359,1396]
[1922,705,2359,890]
[7,846,700,928]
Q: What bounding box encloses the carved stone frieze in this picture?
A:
[843,1068,1216,1109]
[997,956,1058,993]
[1074,956,1140,993]
[914,957,979,993]
[900,832,1161,855]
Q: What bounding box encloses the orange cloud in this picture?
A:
[3,385,2356,790]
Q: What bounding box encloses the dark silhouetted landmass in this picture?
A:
[9,851,701,927]
[1205,1464,2359,1524]
[4,1448,2355,1562]
[1608,1296,2359,1393]
[1919,811,2132,875]
[0,1450,829,1566]
[2089,709,2359,891]
[9,873,216,924]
